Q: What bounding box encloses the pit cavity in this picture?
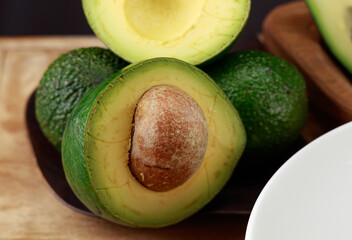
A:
[124,0,205,41]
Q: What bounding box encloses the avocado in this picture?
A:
[35,47,128,151]
[82,0,250,65]
[306,0,352,74]
[61,58,246,227]
[206,50,308,159]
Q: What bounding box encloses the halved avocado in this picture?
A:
[306,0,352,74]
[82,0,250,65]
[62,58,246,227]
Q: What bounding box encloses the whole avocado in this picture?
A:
[35,47,128,151]
[206,50,308,159]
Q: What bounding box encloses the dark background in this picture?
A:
[0,0,293,50]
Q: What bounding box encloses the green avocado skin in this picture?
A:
[35,47,128,151]
[61,75,131,226]
[206,50,308,159]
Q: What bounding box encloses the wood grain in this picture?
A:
[0,36,248,240]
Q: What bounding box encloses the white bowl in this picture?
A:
[246,121,352,240]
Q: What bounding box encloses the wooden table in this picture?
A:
[0,36,249,240]
[1,2,348,237]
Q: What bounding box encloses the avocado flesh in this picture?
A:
[306,0,352,74]
[62,58,246,227]
[82,0,250,65]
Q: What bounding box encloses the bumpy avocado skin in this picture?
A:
[206,50,308,159]
[35,47,128,151]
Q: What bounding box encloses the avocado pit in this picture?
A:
[129,85,208,192]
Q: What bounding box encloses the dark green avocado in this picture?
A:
[206,50,308,159]
[35,47,128,151]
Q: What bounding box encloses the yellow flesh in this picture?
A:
[309,0,352,72]
[83,0,249,64]
[86,61,245,226]
[346,7,352,40]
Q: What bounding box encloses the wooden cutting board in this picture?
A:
[0,36,248,240]
[260,1,351,129]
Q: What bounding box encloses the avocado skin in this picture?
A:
[206,50,308,159]
[35,47,128,151]
[61,74,130,226]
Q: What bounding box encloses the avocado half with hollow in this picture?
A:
[62,58,246,227]
[306,0,352,74]
[82,0,250,65]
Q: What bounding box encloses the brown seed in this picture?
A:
[129,85,208,192]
